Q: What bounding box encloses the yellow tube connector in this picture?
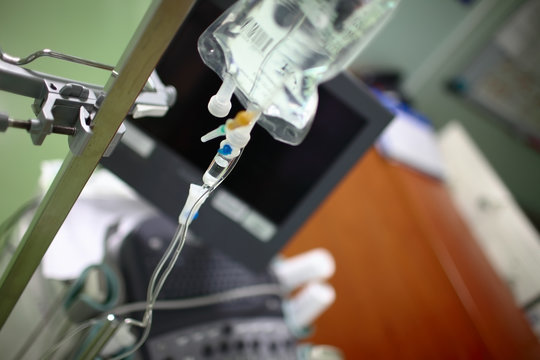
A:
[201,110,259,143]
[226,110,257,130]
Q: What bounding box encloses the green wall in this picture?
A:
[353,0,470,79]
[0,0,150,224]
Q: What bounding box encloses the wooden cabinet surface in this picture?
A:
[284,149,540,359]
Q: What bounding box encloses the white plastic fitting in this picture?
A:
[285,282,336,330]
[226,125,251,149]
[208,76,235,118]
[272,248,335,292]
[201,125,225,143]
[178,184,209,225]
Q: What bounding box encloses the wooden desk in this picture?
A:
[284,149,540,359]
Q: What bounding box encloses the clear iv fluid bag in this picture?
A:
[198,0,401,145]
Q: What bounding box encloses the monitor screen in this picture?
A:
[101,0,393,271]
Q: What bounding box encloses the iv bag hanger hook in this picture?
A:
[0,46,117,74]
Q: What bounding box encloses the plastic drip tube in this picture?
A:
[208,75,235,118]
[178,184,209,225]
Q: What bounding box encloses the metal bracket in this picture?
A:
[68,107,93,156]
[29,81,98,146]
[67,107,126,156]
[0,53,176,156]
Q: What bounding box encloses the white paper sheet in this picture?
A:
[377,109,445,179]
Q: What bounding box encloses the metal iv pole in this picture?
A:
[0,0,197,329]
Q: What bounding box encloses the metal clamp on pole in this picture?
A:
[67,100,126,157]
[0,49,176,156]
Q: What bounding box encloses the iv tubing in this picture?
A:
[43,110,257,359]
[113,284,283,315]
[107,150,244,360]
[40,320,100,360]
[43,151,244,360]
[40,283,282,359]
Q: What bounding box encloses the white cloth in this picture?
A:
[39,161,157,280]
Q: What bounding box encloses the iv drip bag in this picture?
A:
[198,0,401,145]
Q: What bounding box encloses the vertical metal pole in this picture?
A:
[0,0,196,328]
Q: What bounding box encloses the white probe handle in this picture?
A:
[272,248,335,291]
[286,282,336,330]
